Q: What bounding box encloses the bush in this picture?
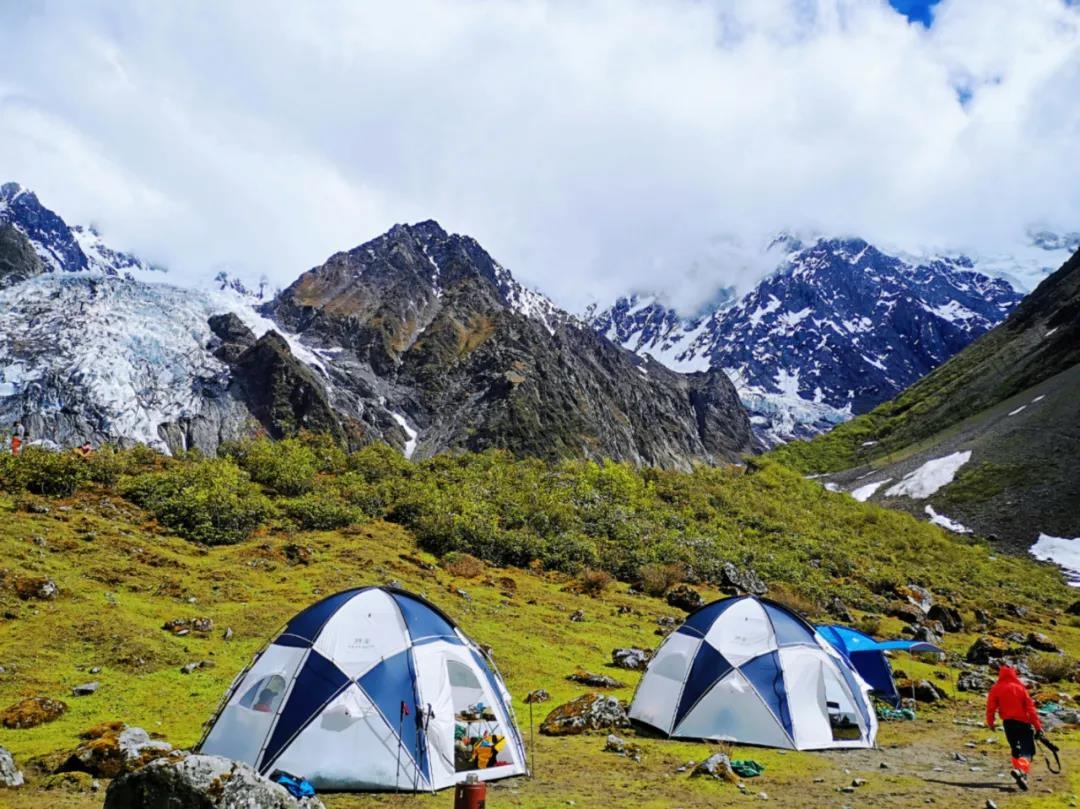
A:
[3,447,89,497]
[84,445,130,486]
[1028,652,1076,683]
[279,492,363,530]
[223,437,317,496]
[766,584,820,619]
[579,568,613,597]
[441,552,486,579]
[637,562,685,597]
[120,458,271,545]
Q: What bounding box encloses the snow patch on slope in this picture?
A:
[924,505,971,534]
[390,412,418,459]
[884,451,972,499]
[1030,534,1080,586]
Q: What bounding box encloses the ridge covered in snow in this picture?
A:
[592,235,1030,444]
[0,182,162,278]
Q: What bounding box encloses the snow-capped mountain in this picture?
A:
[0,184,755,466]
[0,182,161,277]
[593,236,1029,444]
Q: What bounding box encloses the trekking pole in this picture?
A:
[395,700,409,792]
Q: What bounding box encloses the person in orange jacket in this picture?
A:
[986,665,1042,791]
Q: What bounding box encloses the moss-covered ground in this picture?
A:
[1,452,1080,807]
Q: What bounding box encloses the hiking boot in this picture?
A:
[1011,768,1028,791]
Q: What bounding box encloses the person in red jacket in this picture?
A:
[986,665,1042,791]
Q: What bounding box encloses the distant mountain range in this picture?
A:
[0,183,755,468]
[773,243,1080,554]
[590,233,1074,444]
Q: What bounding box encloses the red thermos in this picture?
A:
[454,773,486,809]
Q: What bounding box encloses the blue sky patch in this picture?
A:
[888,0,942,27]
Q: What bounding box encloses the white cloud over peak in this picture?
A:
[0,0,1077,312]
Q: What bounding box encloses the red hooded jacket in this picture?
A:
[986,666,1041,732]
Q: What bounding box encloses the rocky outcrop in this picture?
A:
[0,224,43,288]
[540,693,630,736]
[104,754,325,809]
[611,648,652,671]
[228,331,355,446]
[1,696,68,729]
[60,722,173,778]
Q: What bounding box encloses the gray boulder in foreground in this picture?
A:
[0,745,24,787]
[104,754,324,809]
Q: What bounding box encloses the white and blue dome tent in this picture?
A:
[198,586,528,791]
[628,595,878,750]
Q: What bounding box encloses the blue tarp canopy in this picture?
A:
[817,624,942,707]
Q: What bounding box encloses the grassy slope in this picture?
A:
[1,462,1080,807]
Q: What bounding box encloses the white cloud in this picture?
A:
[0,0,1077,311]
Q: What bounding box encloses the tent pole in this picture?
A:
[529,701,535,777]
[395,702,407,793]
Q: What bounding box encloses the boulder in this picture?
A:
[611,648,652,671]
[567,670,626,689]
[912,625,941,646]
[603,734,642,762]
[897,584,933,614]
[1,696,68,729]
[1066,601,1080,617]
[540,693,630,736]
[72,682,99,697]
[666,585,703,613]
[886,603,922,625]
[691,752,739,783]
[826,597,853,623]
[1026,633,1062,653]
[0,746,24,787]
[60,722,173,778]
[104,754,325,809]
[896,678,943,703]
[927,604,964,633]
[718,563,767,596]
[966,636,1012,665]
[13,576,58,601]
[957,670,994,693]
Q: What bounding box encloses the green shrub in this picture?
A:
[223,437,317,496]
[120,458,271,545]
[3,447,90,497]
[1028,652,1076,682]
[279,491,363,530]
[84,445,129,486]
[637,562,686,597]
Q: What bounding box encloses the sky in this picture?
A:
[1,0,1078,313]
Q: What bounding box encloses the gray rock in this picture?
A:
[827,597,853,623]
[902,584,934,614]
[72,681,99,696]
[568,609,585,622]
[611,648,652,671]
[718,563,768,596]
[1025,632,1062,653]
[691,752,737,781]
[927,604,963,633]
[0,746,24,787]
[957,670,994,693]
[567,670,626,689]
[540,693,630,736]
[104,754,325,809]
